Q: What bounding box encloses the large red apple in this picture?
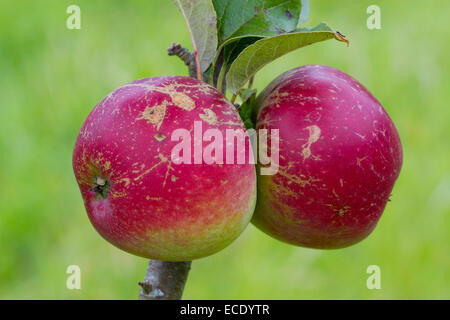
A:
[252,65,402,249]
[73,76,256,261]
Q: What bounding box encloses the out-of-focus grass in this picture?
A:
[0,0,449,299]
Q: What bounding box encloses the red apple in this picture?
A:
[253,65,402,249]
[73,76,256,261]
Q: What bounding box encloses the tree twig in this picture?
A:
[138,261,191,300]
[167,43,197,79]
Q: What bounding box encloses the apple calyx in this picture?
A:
[92,176,109,199]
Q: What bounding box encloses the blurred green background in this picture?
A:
[1,0,449,299]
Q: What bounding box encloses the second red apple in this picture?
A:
[252,65,402,249]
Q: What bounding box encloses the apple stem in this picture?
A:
[138,260,191,300]
[193,49,202,81]
[230,94,237,105]
[248,76,255,90]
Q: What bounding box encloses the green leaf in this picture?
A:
[223,37,262,65]
[298,0,310,27]
[240,88,257,103]
[226,22,348,94]
[213,0,304,43]
[174,0,218,73]
[211,36,263,89]
[238,88,257,129]
[211,0,310,89]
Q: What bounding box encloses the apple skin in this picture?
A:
[73,76,256,261]
[252,65,402,249]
